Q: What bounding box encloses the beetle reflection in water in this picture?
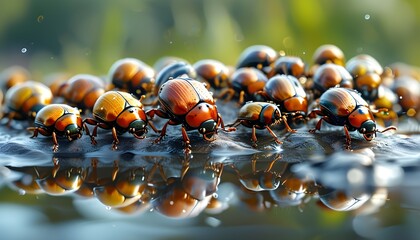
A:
[2,147,399,218]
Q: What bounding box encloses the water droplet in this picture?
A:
[169,41,173,44]
[279,50,286,56]
[399,96,403,100]
[182,209,186,213]
[21,48,27,53]
[364,14,370,20]
[37,15,44,23]
[18,189,26,195]
[105,206,112,210]
[302,51,306,55]
[169,200,174,205]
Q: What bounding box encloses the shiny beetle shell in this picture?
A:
[34,104,82,131]
[236,45,278,75]
[61,74,105,112]
[193,59,230,89]
[154,61,196,96]
[158,78,214,118]
[231,67,268,101]
[108,58,155,98]
[92,91,146,127]
[5,81,53,119]
[0,65,30,91]
[312,44,345,66]
[237,102,281,129]
[263,75,308,114]
[312,63,354,94]
[269,56,306,78]
[319,88,371,126]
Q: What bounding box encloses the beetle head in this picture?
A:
[65,124,82,141]
[129,119,147,139]
[198,120,217,141]
[359,120,376,141]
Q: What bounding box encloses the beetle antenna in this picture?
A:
[376,126,397,133]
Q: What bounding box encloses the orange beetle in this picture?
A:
[227,102,295,147]
[84,91,155,150]
[27,104,84,152]
[93,165,154,209]
[257,75,308,125]
[108,58,155,98]
[152,161,223,218]
[312,44,345,66]
[308,88,397,149]
[147,77,233,153]
[193,59,230,90]
[230,154,283,192]
[346,54,384,101]
[0,65,30,92]
[60,74,105,113]
[312,63,354,98]
[3,81,53,124]
[35,162,84,196]
[217,67,268,105]
[267,56,306,79]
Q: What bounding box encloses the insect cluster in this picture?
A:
[2,44,418,153]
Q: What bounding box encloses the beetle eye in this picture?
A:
[199,127,206,133]
[360,128,366,133]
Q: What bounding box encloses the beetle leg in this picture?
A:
[282,115,296,133]
[216,88,235,102]
[251,126,258,147]
[309,117,326,133]
[154,121,169,143]
[27,127,38,138]
[307,109,324,119]
[111,127,119,150]
[147,120,160,133]
[83,122,97,145]
[219,114,236,132]
[181,126,192,154]
[52,131,59,152]
[238,90,245,106]
[265,126,283,145]
[343,125,352,150]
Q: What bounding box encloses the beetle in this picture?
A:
[93,164,155,208]
[346,54,384,101]
[308,44,346,79]
[311,63,354,99]
[230,154,283,192]
[312,44,345,66]
[392,76,420,119]
[60,74,106,113]
[256,75,308,126]
[27,104,84,152]
[308,87,397,149]
[35,163,84,196]
[267,56,306,79]
[108,58,155,99]
[0,65,30,93]
[193,59,230,90]
[3,81,53,125]
[152,161,223,218]
[147,76,233,154]
[227,102,295,147]
[84,91,155,150]
[217,67,268,105]
[236,45,278,76]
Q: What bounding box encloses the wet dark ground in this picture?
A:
[1,101,420,240]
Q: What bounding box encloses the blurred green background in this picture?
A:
[1,0,420,80]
